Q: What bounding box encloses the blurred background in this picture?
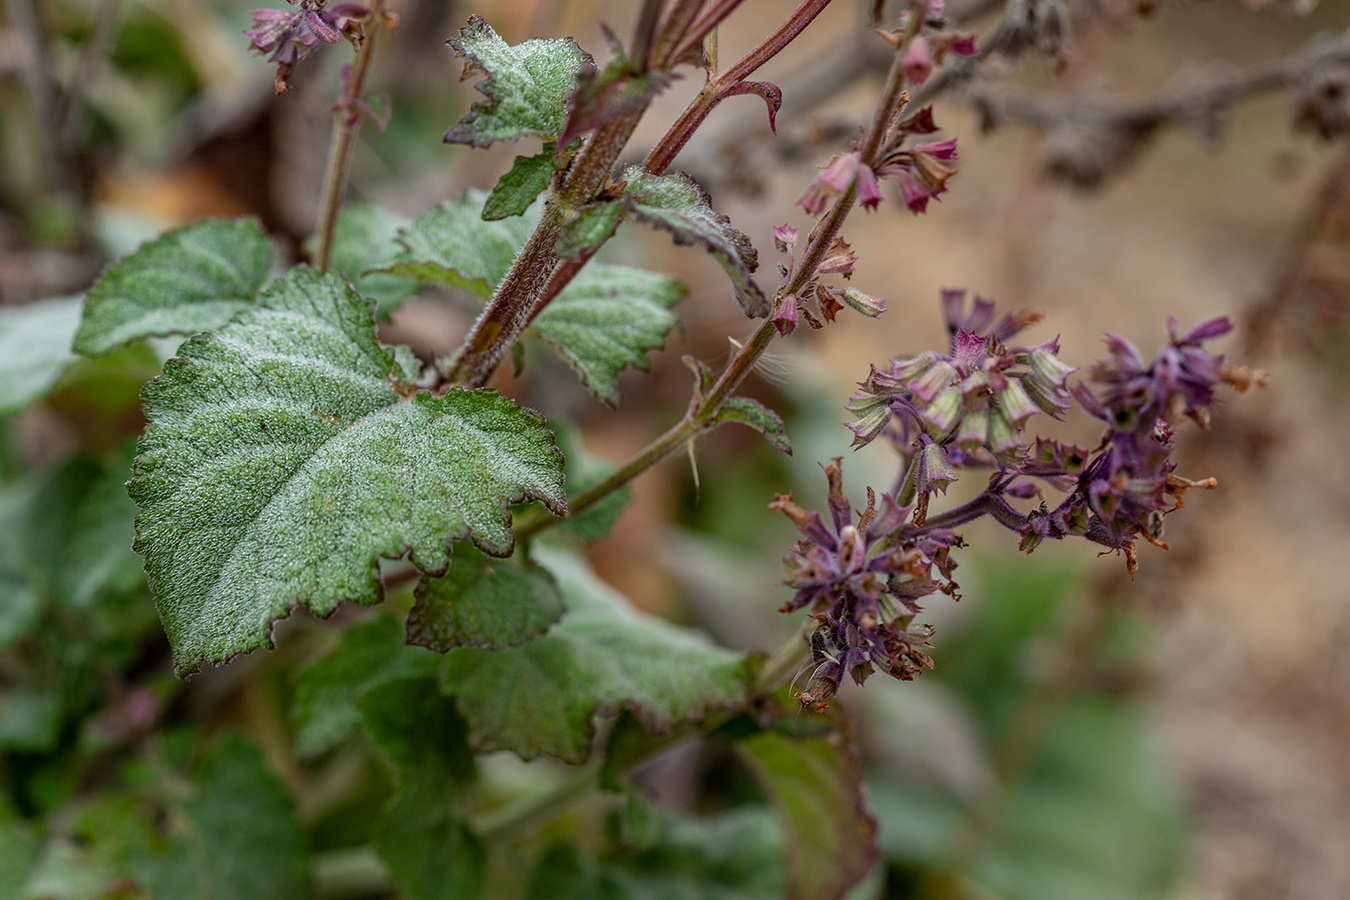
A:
[2,0,1349,897]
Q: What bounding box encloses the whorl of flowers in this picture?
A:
[770,460,960,711]
[846,289,1074,459]
[778,293,1262,708]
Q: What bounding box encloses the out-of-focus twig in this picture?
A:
[55,0,125,146]
[1244,142,1350,357]
[971,28,1350,188]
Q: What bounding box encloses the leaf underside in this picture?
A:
[620,166,767,318]
[131,267,566,675]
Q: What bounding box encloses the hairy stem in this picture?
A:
[444,113,642,386]
[314,6,386,274]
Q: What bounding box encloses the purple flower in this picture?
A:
[904,36,933,86]
[771,460,954,709]
[796,152,888,216]
[847,291,1075,459]
[772,293,798,336]
[246,1,367,92]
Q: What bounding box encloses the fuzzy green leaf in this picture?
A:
[328,204,419,320]
[556,200,622,259]
[716,397,792,455]
[738,731,879,900]
[444,15,592,148]
[131,267,566,676]
[0,296,82,415]
[376,195,536,296]
[484,149,556,221]
[74,218,272,356]
[529,263,683,406]
[360,679,486,900]
[438,546,752,763]
[293,617,441,755]
[136,735,309,900]
[408,541,566,651]
[620,167,767,317]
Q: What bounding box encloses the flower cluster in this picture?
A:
[777,294,1261,708]
[769,225,885,336]
[847,289,1073,460]
[771,460,960,711]
[796,106,965,217]
[246,1,368,92]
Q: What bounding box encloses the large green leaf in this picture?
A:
[375,195,535,297]
[135,735,309,900]
[0,296,82,415]
[619,167,766,318]
[360,679,487,900]
[408,541,566,651]
[74,218,272,356]
[738,731,879,900]
[131,266,566,675]
[443,15,592,148]
[531,263,684,406]
[438,546,753,763]
[292,616,441,755]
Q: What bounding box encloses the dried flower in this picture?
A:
[246,1,368,92]
[772,461,954,709]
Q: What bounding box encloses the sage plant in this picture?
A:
[0,0,1279,896]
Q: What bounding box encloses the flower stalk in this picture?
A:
[314,2,387,274]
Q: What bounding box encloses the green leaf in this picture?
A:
[360,679,486,900]
[556,200,622,259]
[408,542,566,651]
[131,266,567,675]
[619,167,767,318]
[438,546,753,763]
[0,296,82,415]
[74,218,272,356]
[715,397,792,455]
[292,617,441,756]
[136,735,309,900]
[526,807,784,900]
[484,148,556,221]
[529,263,684,406]
[552,426,630,543]
[602,806,786,900]
[0,687,61,752]
[376,195,536,296]
[738,731,879,900]
[0,805,40,900]
[327,204,419,320]
[59,451,144,610]
[444,15,592,148]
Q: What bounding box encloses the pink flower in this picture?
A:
[904,36,933,86]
